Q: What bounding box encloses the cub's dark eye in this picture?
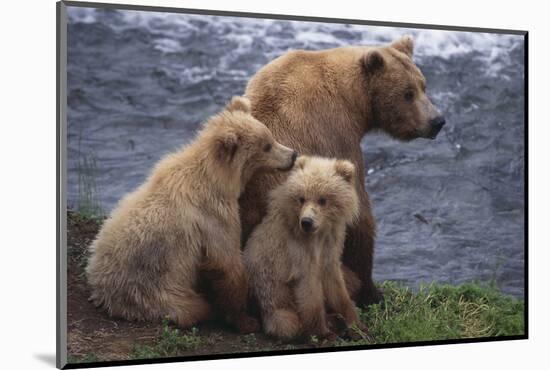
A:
[298,197,305,204]
[318,197,327,206]
[404,90,415,102]
[263,143,272,152]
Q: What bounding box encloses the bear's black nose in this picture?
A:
[428,115,446,139]
[429,115,446,128]
[291,151,298,163]
[300,217,314,232]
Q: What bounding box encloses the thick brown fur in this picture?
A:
[240,36,443,306]
[86,96,297,333]
[244,156,360,340]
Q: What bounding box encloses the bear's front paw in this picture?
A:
[235,315,260,334]
[327,313,348,336]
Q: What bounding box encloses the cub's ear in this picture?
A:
[226,96,251,113]
[215,131,239,163]
[334,160,355,183]
[294,155,309,170]
[360,50,385,75]
[390,35,414,58]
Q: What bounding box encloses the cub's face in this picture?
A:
[214,96,297,176]
[272,156,359,237]
[239,115,297,173]
[362,36,446,141]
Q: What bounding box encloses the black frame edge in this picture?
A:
[61,0,527,35]
[56,2,61,368]
[62,335,527,369]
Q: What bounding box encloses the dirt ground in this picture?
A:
[66,211,336,364]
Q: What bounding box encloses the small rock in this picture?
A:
[414,213,429,224]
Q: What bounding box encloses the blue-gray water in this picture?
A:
[66,7,525,297]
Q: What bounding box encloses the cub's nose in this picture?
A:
[300,217,314,232]
[291,150,298,163]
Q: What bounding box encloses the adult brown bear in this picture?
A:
[239,36,445,306]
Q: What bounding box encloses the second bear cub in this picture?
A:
[244,156,361,339]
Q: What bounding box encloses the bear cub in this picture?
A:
[86,96,297,334]
[244,156,361,340]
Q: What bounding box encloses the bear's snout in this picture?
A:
[300,217,314,233]
[277,149,298,171]
[427,115,446,139]
[290,150,298,165]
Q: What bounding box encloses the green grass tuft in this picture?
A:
[340,281,524,346]
[76,128,104,218]
[132,319,202,359]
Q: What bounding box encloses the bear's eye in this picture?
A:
[404,90,415,102]
[263,143,272,152]
[318,197,327,206]
[298,197,305,204]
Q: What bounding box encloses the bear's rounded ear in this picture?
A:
[215,131,240,163]
[334,160,355,183]
[361,50,385,76]
[295,155,309,170]
[226,96,251,113]
[390,35,414,58]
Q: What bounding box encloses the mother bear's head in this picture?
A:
[359,36,446,141]
[246,36,445,144]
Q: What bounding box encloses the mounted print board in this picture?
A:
[57,1,527,368]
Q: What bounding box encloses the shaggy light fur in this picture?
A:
[86,96,297,333]
[244,156,360,339]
